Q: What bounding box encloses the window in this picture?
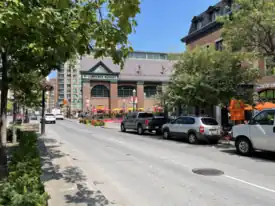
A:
[144,86,157,98]
[138,113,153,118]
[215,40,223,51]
[209,12,216,22]
[91,85,109,97]
[259,89,275,102]
[183,117,195,124]
[160,54,167,60]
[196,21,202,29]
[201,118,218,125]
[174,118,185,124]
[253,110,275,125]
[118,85,135,97]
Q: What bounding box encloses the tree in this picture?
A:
[165,47,259,108]
[0,0,140,149]
[0,0,141,170]
[6,101,12,113]
[221,0,275,59]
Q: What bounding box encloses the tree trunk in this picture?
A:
[12,101,16,123]
[41,90,45,135]
[0,52,8,168]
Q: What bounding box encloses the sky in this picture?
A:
[49,0,219,79]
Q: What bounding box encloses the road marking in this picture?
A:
[225,175,275,193]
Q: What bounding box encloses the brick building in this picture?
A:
[79,51,173,112]
[181,0,275,102]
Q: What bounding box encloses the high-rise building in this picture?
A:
[46,78,58,111]
[57,58,82,111]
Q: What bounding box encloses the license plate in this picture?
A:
[155,126,159,129]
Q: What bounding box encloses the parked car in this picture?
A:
[55,113,64,120]
[40,113,56,124]
[232,109,275,156]
[30,115,38,120]
[120,112,167,135]
[162,116,222,144]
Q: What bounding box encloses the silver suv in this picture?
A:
[162,116,222,144]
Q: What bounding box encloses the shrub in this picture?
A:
[0,131,49,206]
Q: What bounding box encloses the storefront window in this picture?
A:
[118,85,135,97]
[259,89,275,102]
[144,86,157,98]
[91,85,109,97]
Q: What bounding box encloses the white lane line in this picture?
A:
[225,175,275,193]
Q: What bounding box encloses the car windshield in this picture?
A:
[46,114,54,116]
[201,118,218,125]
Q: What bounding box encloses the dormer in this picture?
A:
[206,6,220,22]
[192,16,203,30]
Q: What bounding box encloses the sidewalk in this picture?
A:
[104,122,120,130]
[39,130,112,205]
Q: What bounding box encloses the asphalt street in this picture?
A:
[46,119,275,206]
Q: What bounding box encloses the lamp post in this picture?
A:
[133,89,136,112]
[40,80,53,135]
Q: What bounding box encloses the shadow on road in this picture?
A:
[39,137,111,206]
[220,149,275,163]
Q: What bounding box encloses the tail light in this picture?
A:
[199,126,204,133]
[145,119,149,126]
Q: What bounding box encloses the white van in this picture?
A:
[232,109,275,155]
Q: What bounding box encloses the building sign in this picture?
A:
[256,83,275,90]
[82,74,117,80]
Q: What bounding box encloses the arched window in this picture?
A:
[118,85,135,97]
[91,85,109,97]
[259,89,275,102]
[144,86,157,98]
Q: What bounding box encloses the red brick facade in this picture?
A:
[82,80,160,112]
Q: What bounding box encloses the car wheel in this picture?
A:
[163,129,170,139]
[121,124,126,132]
[53,121,56,124]
[188,133,198,144]
[137,125,144,135]
[236,137,252,156]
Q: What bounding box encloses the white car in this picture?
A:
[232,109,275,156]
[55,113,64,120]
[45,113,56,124]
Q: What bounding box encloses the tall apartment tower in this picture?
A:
[57,57,82,111]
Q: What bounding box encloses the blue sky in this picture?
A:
[49,0,219,78]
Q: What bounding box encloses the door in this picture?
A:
[124,114,132,129]
[170,117,185,138]
[129,112,137,129]
[250,110,275,151]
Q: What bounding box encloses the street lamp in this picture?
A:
[133,89,136,112]
[40,80,53,135]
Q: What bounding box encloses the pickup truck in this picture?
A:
[120,112,167,135]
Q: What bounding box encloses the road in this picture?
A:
[45,120,275,206]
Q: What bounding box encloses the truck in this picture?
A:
[120,112,167,135]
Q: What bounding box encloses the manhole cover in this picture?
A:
[192,168,224,176]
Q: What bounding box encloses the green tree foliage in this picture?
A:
[221,0,275,58]
[7,101,13,113]
[164,47,259,107]
[0,0,140,144]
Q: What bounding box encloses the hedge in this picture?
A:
[0,131,49,206]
